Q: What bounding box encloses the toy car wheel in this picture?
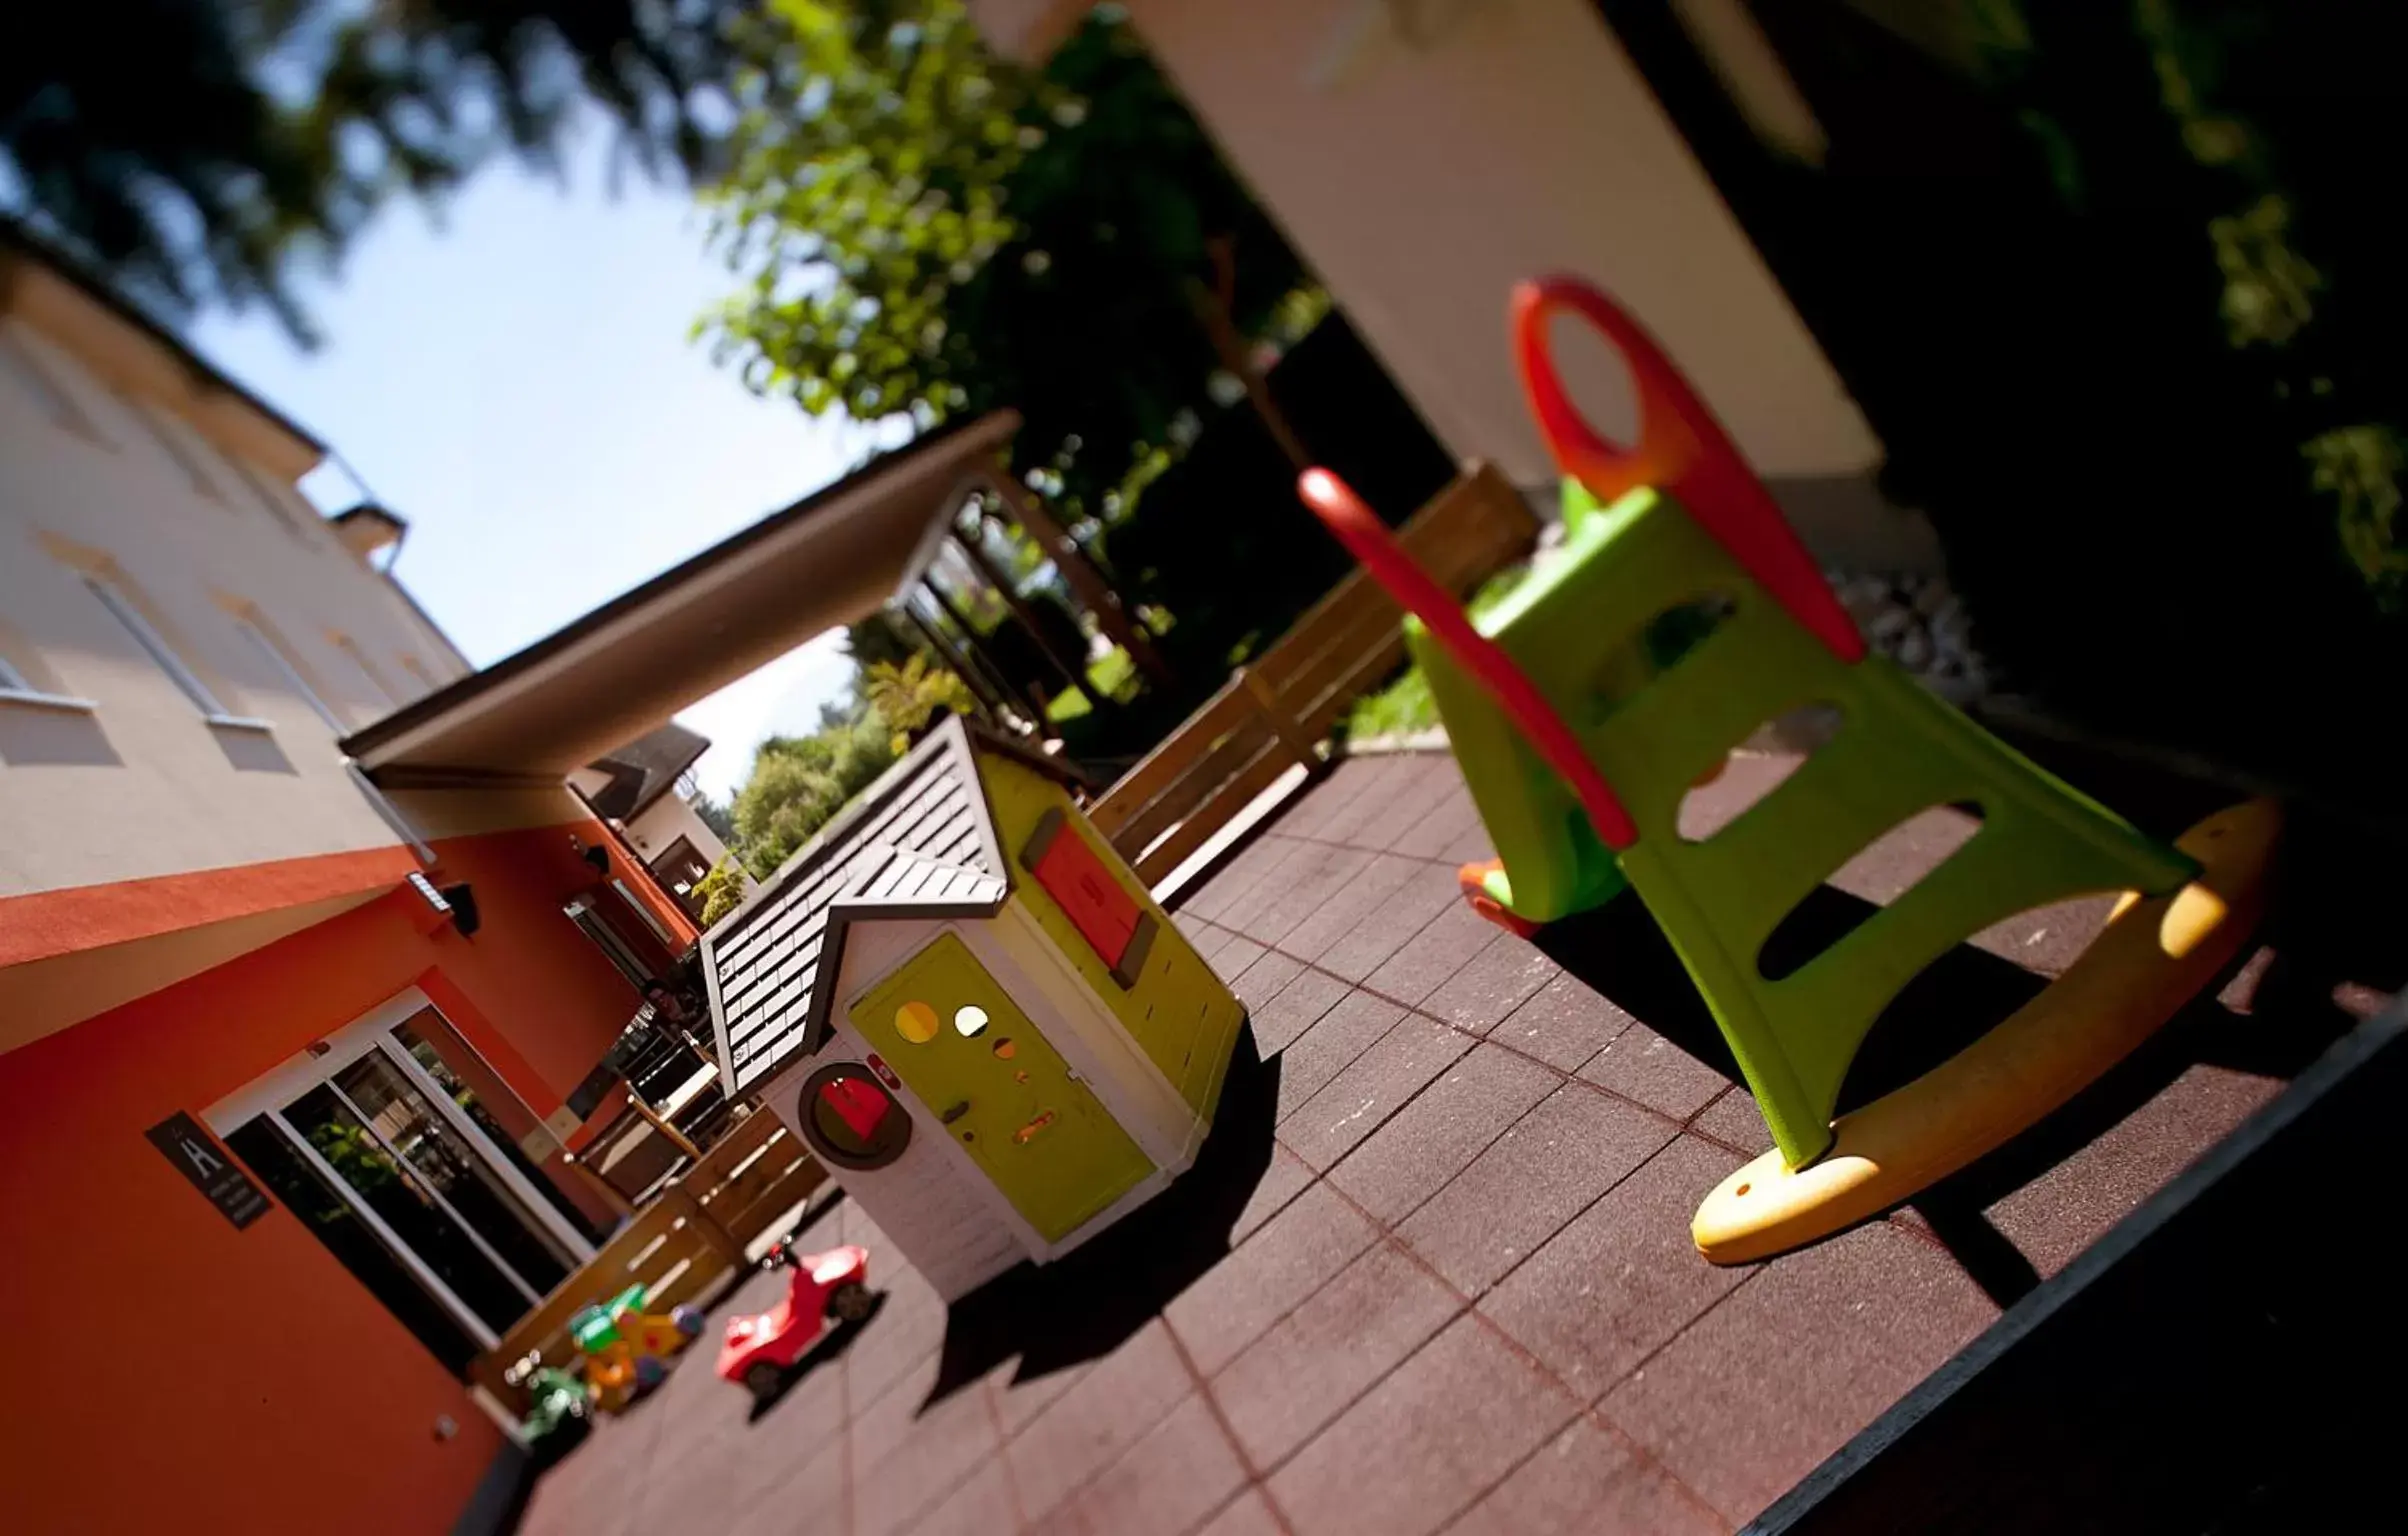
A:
[744,1362,782,1398]
[634,1355,668,1389]
[826,1281,874,1323]
[670,1305,704,1337]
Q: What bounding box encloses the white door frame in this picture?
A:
[209,989,592,1260]
[207,988,597,1347]
[365,1020,596,1263]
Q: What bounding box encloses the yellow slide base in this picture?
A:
[1692,798,2282,1267]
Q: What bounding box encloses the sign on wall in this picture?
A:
[145,1112,271,1230]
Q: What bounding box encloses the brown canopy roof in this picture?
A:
[584,722,712,821]
[344,411,1021,784]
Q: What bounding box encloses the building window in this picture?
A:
[331,633,395,707]
[82,572,233,719]
[223,1118,487,1373]
[209,995,599,1373]
[233,460,316,541]
[610,877,678,948]
[0,625,90,711]
[648,836,715,923]
[131,404,226,502]
[392,1009,612,1246]
[565,896,656,989]
[234,614,347,731]
[0,326,104,438]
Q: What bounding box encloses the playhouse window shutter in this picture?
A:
[1019,808,1154,987]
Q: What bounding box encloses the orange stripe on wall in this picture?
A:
[0,845,421,968]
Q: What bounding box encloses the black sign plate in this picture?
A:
[146,1111,272,1229]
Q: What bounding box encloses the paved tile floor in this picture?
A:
[519,750,2360,1536]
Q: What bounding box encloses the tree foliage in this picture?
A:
[687,787,738,845]
[698,0,1308,517]
[729,708,896,877]
[860,653,974,752]
[690,856,750,927]
[6,2,753,339]
[722,648,977,876]
[841,611,929,674]
[1970,0,2408,608]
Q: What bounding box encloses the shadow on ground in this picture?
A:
[1762,1009,2408,1535]
[1532,794,2401,1308]
[921,1028,1282,1406]
[1528,877,2075,1108]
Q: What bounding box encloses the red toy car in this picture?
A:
[717,1243,874,1396]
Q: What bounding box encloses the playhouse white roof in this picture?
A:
[703,722,1002,1094]
[701,717,1085,1096]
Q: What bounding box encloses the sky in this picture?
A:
[185,127,910,800]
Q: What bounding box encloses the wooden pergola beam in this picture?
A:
[895,604,1010,731]
[917,579,1055,736]
[978,469,1176,688]
[948,527,1090,696]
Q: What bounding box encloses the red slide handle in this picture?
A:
[1298,468,1637,851]
[1511,276,1865,663]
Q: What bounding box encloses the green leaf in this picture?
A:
[693,1,1309,520]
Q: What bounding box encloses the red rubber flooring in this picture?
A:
[517,749,2364,1536]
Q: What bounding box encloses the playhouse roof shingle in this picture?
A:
[702,717,1083,1096]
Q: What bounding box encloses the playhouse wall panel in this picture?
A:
[973,753,1246,1119]
[769,920,1033,1300]
[969,907,1197,1174]
[764,1036,1025,1300]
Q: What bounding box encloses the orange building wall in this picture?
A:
[0,817,668,1534]
[418,818,657,1100]
[583,817,703,959]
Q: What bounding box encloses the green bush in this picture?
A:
[1342,565,1534,741]
[732,713,897,879]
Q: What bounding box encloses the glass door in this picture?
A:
[390,1010,615,1245]
[269,1080,540,1338]
[213,992,598,1353]
[327,1050,575,1292]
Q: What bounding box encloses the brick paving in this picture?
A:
[518,749,2333,1536]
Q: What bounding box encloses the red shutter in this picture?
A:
[1020,809,1154,986]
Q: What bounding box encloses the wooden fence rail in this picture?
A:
[1092,462,1538,886]
[467,1105,826,1423]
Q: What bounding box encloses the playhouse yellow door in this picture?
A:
[850,932,1155,1244]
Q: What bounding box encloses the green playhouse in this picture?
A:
[702,718,1247,1300]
